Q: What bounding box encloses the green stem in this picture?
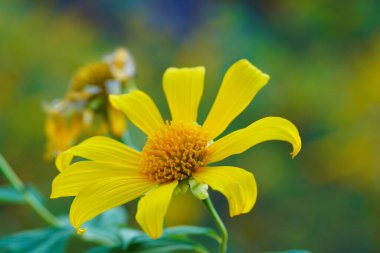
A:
[0,153,62,227]
[203,196,228,253]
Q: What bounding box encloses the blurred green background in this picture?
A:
[1,1,379,252]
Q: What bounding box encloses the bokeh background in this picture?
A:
[1,1,379,252]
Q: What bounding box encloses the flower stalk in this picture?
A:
[203,196,228,253]
[0,153,62,227]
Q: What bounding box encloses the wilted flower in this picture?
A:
[44,48,136,160]
[104,48,136,82]
[44,101,83,159]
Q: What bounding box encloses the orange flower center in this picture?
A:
[140,122,210,183]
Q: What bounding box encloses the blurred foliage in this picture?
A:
[0,206,221,253]
[0,0,379,252]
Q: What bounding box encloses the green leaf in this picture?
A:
[125,238,209,253]
[82,207,128,247]
[86,225,217,253]
[262,250,312,253]
[163,226,221,243]
[85,246,113,253]
[117,227,214,253]
[118,228,144,249]
[0,186,24,204]
[116,226,219,251]
[0,185,47,205]
[0,227,73,253]
[87,206,128,230]
[24,185,46,204]
[86,238,210,253]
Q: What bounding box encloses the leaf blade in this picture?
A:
[0,186,24,204]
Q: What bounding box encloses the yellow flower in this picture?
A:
[51,59,301,238]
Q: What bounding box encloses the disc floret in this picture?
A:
[140,122,210,183]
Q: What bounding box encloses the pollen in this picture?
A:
[140,122,210,183]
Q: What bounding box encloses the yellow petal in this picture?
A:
[163,67,205,123]
[56,153,74,172]
[107,104,127,138]
[70,176,156,230]
[193,166,257,217]
[51,161,140,198]
[208,117,301,163]
[109,90,164,136]
[202,59,270,139]
[136,181,178,239]
[55,136,140,171]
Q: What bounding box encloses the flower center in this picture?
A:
[140,122,210,183]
